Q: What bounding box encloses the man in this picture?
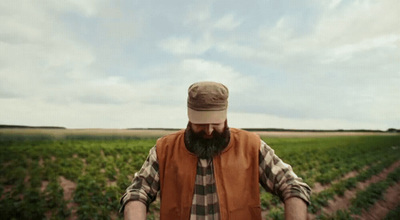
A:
[120,81,311,220]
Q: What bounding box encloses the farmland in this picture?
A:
[0,129,399,219]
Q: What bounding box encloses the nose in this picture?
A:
[205,124,213,135]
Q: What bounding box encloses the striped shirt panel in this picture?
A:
[190,159,220,220]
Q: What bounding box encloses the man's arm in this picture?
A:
[258,140,311,215]
[120,146,160,217]
[124,201,147,220]
[284,197,308,220]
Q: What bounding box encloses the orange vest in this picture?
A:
[156,128,262,220]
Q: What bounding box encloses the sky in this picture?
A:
[1,0,399,130]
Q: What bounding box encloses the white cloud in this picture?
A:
[232,0,400,69]
[175,59,254,92]
[159,36,212,55]
[121,58,258,115]
[214,14,241,30]
[323,34,400,63]
[43,0,108,17]
[184,2,211,26]
[1,98,187,129]
[329,0,343,9]
[1,0,399,129]
[138,58,254,94]
[228,111,389,130]
[0,0,107,103]
[314,0,400,47]
[210,0,400,129]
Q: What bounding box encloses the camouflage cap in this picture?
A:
[187,81,229,124]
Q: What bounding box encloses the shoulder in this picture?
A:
[228,128,261,152]
[156,129,185,144]
[230,127,260,140]
[156,129,186,154]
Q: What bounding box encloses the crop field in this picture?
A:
[0,129,399,220]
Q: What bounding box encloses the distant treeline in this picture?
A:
[242,128,400,133]
[0,125,66,129]
[127,127,400,133]
[1,125,398,133]
[127,128,180,131]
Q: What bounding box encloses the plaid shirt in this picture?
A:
[120,140,311,219]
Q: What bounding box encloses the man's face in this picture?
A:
[190,122,225,139]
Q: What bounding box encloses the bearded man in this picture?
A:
[120,81,311,220]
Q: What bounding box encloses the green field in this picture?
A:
[1,130,399,219]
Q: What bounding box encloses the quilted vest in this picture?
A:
[156,128,261,220]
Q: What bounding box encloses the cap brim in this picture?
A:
[188,108,227,124]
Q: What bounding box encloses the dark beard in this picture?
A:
[184,122,230,159]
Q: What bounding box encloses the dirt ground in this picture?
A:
[311,161,400,220]
[259,161,400,220]
[361,183,400,220]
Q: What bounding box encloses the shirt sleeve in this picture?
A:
[119,145,160,213]
[259,140,311,205]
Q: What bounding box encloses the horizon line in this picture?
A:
[1,124,399,133]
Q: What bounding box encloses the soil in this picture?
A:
[59,176,77,201]
[59,176,78,220]
[359,182,400,220]
[107,181,117,187]
[39,157,44,167]
[261,160,400,220]
[40,180,49,192]
[311,160,400,219]
[313,170,360,194]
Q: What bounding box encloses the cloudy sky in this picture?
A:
[1,0,399,130]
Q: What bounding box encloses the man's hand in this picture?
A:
[124,201,147,220]
[284,197,308,220]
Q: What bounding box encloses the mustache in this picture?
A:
[191,129,224,139]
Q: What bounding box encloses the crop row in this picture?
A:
[259,135,400,219]
[317,165,400,219]
[259,158,400,219]
[308,154,399,214]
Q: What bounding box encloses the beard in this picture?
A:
[184,121,230,159]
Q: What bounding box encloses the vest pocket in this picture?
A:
[229,206,261,220]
